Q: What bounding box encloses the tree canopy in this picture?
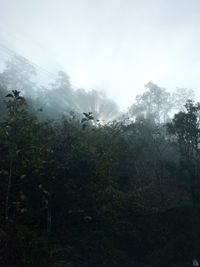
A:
[0,56,199,267]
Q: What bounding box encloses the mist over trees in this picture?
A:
[0,54,200,267]
[0,55,119,122]
[128,81,194,123]
[0,55,195,125]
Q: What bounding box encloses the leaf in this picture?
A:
[83,112,89,118]
[38,184,43,189]
[12,90,20,97]
[20,208,27,213]
[20,174,26,179]
[17,96,25,100]
[5,94,13,98]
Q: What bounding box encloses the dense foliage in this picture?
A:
[1,56,200,267]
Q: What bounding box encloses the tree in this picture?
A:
[172,88,195,111]
[0,84,8,120]
[76,89,119,122]
[168,100,200,202]
[3,90,27,226]
[129,81,172,123]
[0,55,37,98]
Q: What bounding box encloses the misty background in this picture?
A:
[2,2,200,266]
[0,0,200,110]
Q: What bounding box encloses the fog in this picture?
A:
[2,2,200,265]
[1,0,200,110]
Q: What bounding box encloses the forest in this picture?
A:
[1,55,200,267]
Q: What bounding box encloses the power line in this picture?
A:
[0,21,60,69]
[0,47,52,86]
[0,43,58,81]
[0,21,75,86]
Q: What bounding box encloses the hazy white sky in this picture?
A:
[0,0,200,109]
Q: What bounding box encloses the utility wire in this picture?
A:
[0,43,58,81]
[0,21,60,70]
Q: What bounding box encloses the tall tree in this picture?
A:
[168,100,200,202]
[129,81,172,123]
[0,55,37,98]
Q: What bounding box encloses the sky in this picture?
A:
[0,0,200,110]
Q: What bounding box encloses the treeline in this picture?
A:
[0,55,119,122]
[0,56,200,266]
[0,55,194,123]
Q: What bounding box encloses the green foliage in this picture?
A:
[81,112,94,123]
[0,88,200,267]
[167,100,200,203]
